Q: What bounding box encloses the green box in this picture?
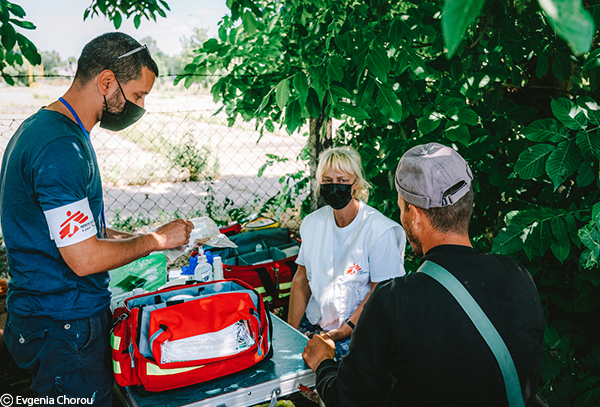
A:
[109,252,167,296]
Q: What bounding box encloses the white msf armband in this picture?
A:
[44,198,98,247]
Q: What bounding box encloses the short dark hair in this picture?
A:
[404,184,474,234]
[74,32,159,86]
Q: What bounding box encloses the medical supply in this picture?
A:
[213,256,223,280]
[194,253,213,282]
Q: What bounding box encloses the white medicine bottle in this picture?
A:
[212,256,223,280]
[194,249,213,283]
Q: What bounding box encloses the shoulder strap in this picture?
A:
[418,260,525,407]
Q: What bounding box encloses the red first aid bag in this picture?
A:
[111,279,273,393]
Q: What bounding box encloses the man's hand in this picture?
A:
[151,219,194,250]
[303,332,335,371]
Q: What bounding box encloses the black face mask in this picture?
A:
[99,78,145,131]
[320,183,354,210]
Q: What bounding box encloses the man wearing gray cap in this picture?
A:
[303,143,545,406]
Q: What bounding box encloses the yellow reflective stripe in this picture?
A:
[279,292,290,298]
[147,363,204,376]
[111,334,121,351]
[113,360,122,374]
[263,296,273,302]
[255,286,266,294]
[279,282,292,290]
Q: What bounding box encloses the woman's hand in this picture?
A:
[326,324,353,342]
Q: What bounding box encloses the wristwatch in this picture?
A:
[346,318,355,330]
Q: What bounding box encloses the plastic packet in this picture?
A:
[160,320,255,363]
[161,217,237,262]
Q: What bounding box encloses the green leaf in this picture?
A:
[576,130,600,160]
[576,161,595,187]
[375,81,402,122]
[439,96,466,113]
[551,216,570,263]
[523,221,552,260]
[336,102,370,121]
[546,139,579,190]
[583,48,600,70]
[444,122,470,146]
[265,119,274,133]
[536,45,553,78]
[550,294,573,312]
[9,18,35,30]
[492,224,526,254]
[514,144,555,179]
[441,0,486,58]
[112,11,122,29]
[577,96,600,125]
[242,11,258,35]
[544,324,561,349]
[293,71,309,105]
[417,111,444,135]
[357,77,375,108]
[574,289,600,312]
[367,45,391,83]
[330,85,352,100]
[6,2,26,18]
[522,119,569,142]
[327,59,344,82]
[306,87,321,119]
[257,91,272,115]
[275,79,290,110]
[134,14,141,29]
[593,202,600,220]
[552,98,587,130]
[552,54,571,81]
[1,20,16,51]
[539,0,594,55]
[457,107,479,126]
[258,163,269,178]
[285,99,302,134]
[16,34,40,65]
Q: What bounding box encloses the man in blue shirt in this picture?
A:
[1,32,193,406]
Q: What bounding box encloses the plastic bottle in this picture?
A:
[212,256,223,280]
[194,252,213,283]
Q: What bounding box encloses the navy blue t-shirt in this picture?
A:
[0,108,110,320]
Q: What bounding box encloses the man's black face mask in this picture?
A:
[320,183,354,210]
[99,77,145,132]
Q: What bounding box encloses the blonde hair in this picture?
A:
[316,146,371,202]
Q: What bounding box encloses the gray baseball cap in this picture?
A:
[395,143,473,209]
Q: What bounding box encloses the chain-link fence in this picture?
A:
[0,108,308,231]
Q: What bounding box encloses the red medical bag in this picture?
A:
[111,279,273,393]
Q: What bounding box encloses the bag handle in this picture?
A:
[418,260,525,407]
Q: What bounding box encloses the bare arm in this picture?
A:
[105,227,136,240]
[59,219,193,277]
[288,264,312,329]
[326,281,378,342]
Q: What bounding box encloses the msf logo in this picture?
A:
[346,263,362,275]
[59,210,89,240]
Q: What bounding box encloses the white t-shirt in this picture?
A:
[298,216,404,282]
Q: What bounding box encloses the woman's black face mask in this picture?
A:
[320,183,354,210]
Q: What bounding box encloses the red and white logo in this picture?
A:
[59,210,89,239]
[44,198,97,247]
[346,263,362,275]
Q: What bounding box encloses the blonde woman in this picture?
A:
[289,146,406,360]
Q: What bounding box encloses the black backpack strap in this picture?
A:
[254,266,278,301]
[284,260,298,278]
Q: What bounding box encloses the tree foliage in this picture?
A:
[0,0,39,85]
[0,0,168,85]
[180,0,600,404]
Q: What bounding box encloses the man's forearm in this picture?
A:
[60,233,162,276]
